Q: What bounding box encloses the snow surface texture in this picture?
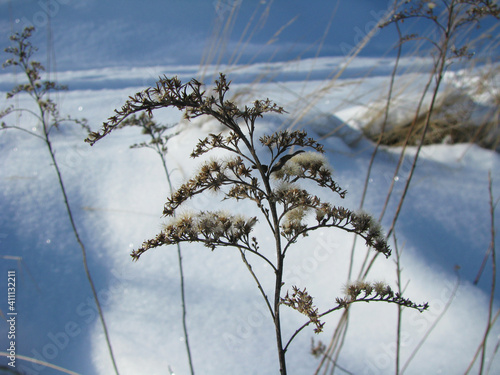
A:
[0,58,499,375]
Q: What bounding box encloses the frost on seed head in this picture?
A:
[350,209,389,256]
[273,151,331,180]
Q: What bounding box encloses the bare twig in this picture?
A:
[122,114,196,375]
[465,171,498,374]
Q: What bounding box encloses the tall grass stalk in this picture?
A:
[0,351,81,375]
[393,234,405,375]
[465,171,499,374]
[315,1,499,373]
[315,3,405,371]
[357,0,499,282]
[287,2,402,132]
[117,114,195,374]
[1,27,120,375]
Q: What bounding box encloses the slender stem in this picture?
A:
[273,217,286,372]
[0,351,81,375]
[45,137,120,375]
[360,12,449,282]
[474,188,500,285]
[319,11,405,373]
[385,45,449,241]
[329,319,349,375]
[478,172,496,374]
[376,63,436,225]
[314,311,349,375]
[269,191,287,374]
[158,151,195,375]
[393,234,404,375]
[239,125,288,374]
[1,124,45,140]
[350,19,403,279]
[485,309,500,374]
[274,251,287,375]
[19,49,121,374]
[464,308,500,374]
[176,241,194,374]
[238,248,275,319]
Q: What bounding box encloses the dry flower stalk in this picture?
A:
[87,73,427,375]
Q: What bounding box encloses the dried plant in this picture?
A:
[1,27,120,375]
[373,0,500,272]
[316,2,500,374]
[281,286,325,334]
[86,73,427,374]
[465,172,499,374]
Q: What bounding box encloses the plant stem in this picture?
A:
[271,199,287,374]
[321,10,404,373]
[158,152,195,375]
[360,6,450,281]
[45,139,120,375]
[275,256,287,375]
[466,171,497,375]
[243,130,288,374]
[385,45,448,240]
[393,234,403,375]
[24,53,121,374]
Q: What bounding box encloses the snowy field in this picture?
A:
[0,55,499,375]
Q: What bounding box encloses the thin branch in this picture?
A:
[284,290,427,353]
[485,308,500,374]
[238,248,275,319]
[393,234,405,375]
[47,136,120,375]
[1,124,46,141]
[465,171,497,374]
[464,309,500,375]
[159,153,196,375]
[3,106,43,122]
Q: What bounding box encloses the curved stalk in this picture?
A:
[157,148,195,375]
[4,28,120,374]
[44,130,120,375]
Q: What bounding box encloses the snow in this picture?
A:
[1,14,500,375]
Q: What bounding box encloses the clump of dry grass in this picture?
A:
[363,82,500,150]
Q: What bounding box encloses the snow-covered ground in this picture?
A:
[1,57,499,375]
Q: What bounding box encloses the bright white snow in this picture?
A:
[0,58,499,375]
